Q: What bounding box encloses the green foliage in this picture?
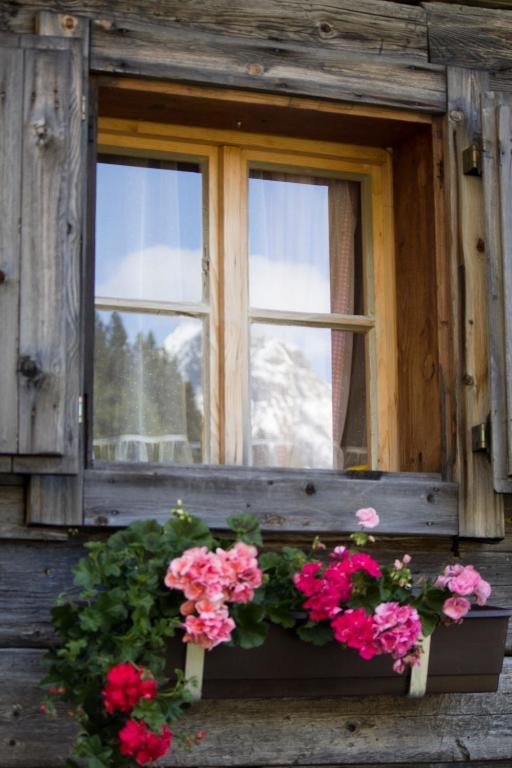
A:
[42,503,462,768]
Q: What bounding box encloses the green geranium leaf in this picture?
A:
[231,603,268,648]
[226,514,263,546]
[296,622,333,646]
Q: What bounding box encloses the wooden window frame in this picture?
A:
[72,80,460,538]
[95,117,398,473]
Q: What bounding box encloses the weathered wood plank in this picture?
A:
[90,20,446,113]
[0,648,511,767]
[445,68,504,538]
[426,2,512,70]
[84,466,458,535]
[0,482,68,540]
[2,0,430,60]
[482,91,512,495]
[0,45,22,456]
[18,44,73,459]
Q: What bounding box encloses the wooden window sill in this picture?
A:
[83,463,457,536]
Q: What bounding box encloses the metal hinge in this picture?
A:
[463,141,482,177]
[78,395,84,425]
[81,95,87,121]
[472,415,491,455]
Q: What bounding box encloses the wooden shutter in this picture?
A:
[482,91,512,494]
[0,32,85,475]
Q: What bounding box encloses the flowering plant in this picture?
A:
[42,503,491,767]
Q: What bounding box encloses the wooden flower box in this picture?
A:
[167,607,511,697]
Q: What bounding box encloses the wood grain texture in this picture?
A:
[90,20,446,113]
[83,465,458,535]
[432,115,458,481]
[1,0,429,59]
[0,45,22,456]
[482,92,512,494]
[446,68,504,538]
[0,648,511,766]
[394,129,442,473]
[426,2,512,70]
[16,38,83,473]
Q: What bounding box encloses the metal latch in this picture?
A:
[472,416,491,455]
[463,141,482,177]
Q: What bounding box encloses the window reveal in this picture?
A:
[93,121,397,472]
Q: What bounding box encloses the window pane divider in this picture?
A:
[95,296,210,318]
[249,308,374,332]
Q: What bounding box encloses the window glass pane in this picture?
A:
[95,157,204,303]
[250,324,367,470]
[248,171,361,314]
[93,311,204,463]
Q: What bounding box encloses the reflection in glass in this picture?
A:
[248,171,361,314]
[93,311,203,464]
[250,324,366,469]
[95,157,204,303]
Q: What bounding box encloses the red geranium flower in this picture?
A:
[119,719,173,766]
[102,663,158,714]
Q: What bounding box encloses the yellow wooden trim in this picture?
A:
[96,132,221,466]
[99,117,389,167]
[97,119,398,472]
[249,308,374,332]
[99,76,433,126]
[220,146,249,465]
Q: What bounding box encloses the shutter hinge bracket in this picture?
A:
[78,395,84,425]
[463,140,482,177]
[472,415,491,456]
[81,95,87,121]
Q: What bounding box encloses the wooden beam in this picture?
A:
[90,20,446,113]
[83,465,458,535]
[426,2,512,70]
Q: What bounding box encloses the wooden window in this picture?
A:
[94,119,398,472]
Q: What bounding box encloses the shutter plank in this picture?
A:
[0,47,22,454]
[447,68,504,536]
[482,92,512,493]
[18,46,72,457]
[497,104,512,476]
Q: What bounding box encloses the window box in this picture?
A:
[167,607,511,697]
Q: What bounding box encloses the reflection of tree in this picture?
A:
[94,312,202,462]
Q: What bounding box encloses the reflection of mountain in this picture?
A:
[165,324,333,469]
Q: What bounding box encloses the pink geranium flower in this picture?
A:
[443,596,471,622]
[355,507,380,529]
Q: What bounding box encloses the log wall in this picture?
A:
[1,1,512,766]
[1,478,511,766]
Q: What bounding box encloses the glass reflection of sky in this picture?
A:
[95,162,203,333]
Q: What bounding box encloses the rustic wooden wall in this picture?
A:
[1,1,512,766]
[1,478,511,766]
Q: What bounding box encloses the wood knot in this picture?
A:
[476,238,485,253]
[32,118,49,146]
[61,14,78,32]
[318,21,336,38]
[305,482,316,496]
[0,269,6,284]
[19,355,44,383]
[246,63,264,76]
[449,110,465,124]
